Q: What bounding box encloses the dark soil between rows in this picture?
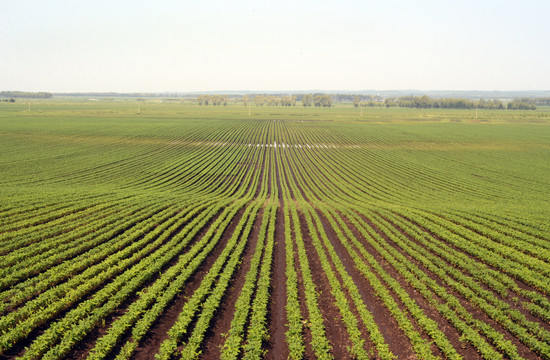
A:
[199,207,265,359]
[132,205,249,360]
[265,158,289,360]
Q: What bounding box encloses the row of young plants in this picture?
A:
[288,131,513,360]
[274,137,400,359]
[129,121,269,193]
[0,198,167,292]
[240,200,278,359]
[0,199,76,229]
[391,209,550,321]
[155,155,266,359]
[0,201,202,356]
[0,125,272,356]
[443,209,550,262]
[463,210,550,249]
[410,210,550,295]
[0,202,183,330]
[2,116,549,359]
[357,209,525,359]
[276,121,548,360]
[287,118,549,347]
[0,199,175,313]
[23,203,231,360]
[220,184,274,358]
[0,121,272,300]
[36,120,246,189]
[314,160,550,354]
[0,199,118,256]
[430,211,550,277]
[87,160,265,360]
[101,142,267,358]
[220,124,284,360]
[0,200,121,266]
[0,199,102,236]
[278,146,335,360]
[178,170,269,359]
[86,199,250,360]
[383,210,550,358]
[281,142,449,359]
[276,120,477,205]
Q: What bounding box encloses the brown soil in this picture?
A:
[292,220,316,360]
[62,206,224,360]
[131,205,249,360]
[265,152,289,359]
[366,213,481,359]
[2,206,192,360]
[298,211,351,359]
[199,207,264,359]
[394,213,550,333]
[402,212,545,296]
[398,212,550,332]
[313,209,376,354]
[380,212,538,359]
[331,210,418,359]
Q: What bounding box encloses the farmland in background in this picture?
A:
[1,100,549,360]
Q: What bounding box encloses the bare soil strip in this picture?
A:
[336,211,417,359]
[298,212,351,359]
[199,207,264,359]
[265,203,289,360]
[376,213,541,359]
[132,205,248,360]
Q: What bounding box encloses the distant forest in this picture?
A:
[224,94,538,110]
[0,91,53,99]
[377,96,537,110]
[1,91,548,110]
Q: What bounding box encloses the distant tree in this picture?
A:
[314,95,322,107]
[535,97,550,106]
[314,94,332,107]
[0,91,52,99]
[302,94,313,107]
[353,96,360,108]
[507,98,536,110]
[324,94,332,107]
[242,95,249,106]
[266,96,280,106]
[254,95,265,106]
[280,95,296,107]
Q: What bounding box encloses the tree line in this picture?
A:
[241,94,332,107]
[506,98,537,110]
[195,93,538,110]
[379,96,536,110]
[198,94,333,107]
[197,95,229,106]
[0,91,53,99]
[534,98,550,106]
[242,95,297,107]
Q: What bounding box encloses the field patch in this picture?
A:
[1,104,549,359]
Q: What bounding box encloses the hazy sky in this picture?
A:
[1,0,549,92]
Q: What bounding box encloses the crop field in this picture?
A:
[0,101,549,360]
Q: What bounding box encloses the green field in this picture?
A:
[1,100,549,359]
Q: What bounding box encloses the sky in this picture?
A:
[1,0,549,92]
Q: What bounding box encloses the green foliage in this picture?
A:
[0,102,548,359]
